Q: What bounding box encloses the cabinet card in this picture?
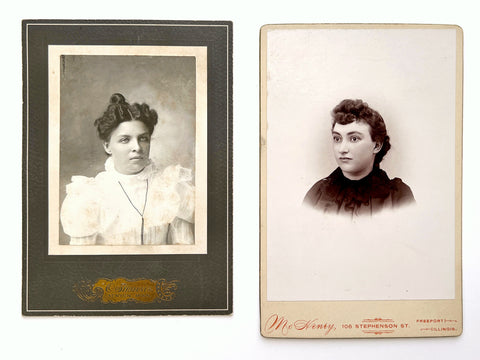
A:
[260,24,462,338]
[23,20,232,315]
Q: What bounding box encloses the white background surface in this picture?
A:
[4,1,479,359]
[266,28,457,301]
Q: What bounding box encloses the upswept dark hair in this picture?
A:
[94,93,158,141]
[331,99,391,164]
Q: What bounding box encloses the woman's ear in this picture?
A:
[103,142,112,155]
[373,142,383,154]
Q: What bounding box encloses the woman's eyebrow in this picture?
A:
[346,131,363,136]
[332,131,363,136]
[114,132,149,138]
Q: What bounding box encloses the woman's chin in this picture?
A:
[130,165,147,174]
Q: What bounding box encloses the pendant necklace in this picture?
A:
[118,179,149,244]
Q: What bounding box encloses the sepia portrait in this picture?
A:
[303,98,415,216]
[260,24,462,338]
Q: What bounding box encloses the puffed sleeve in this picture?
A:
[175,168,195,223]
[168,217,194,245]
[158,165,195,223]
[171,166,195,244]
[147,165,195,244]
[60,176,101,244]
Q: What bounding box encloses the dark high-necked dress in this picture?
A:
[303,166,415,217]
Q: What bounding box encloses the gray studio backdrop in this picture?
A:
[59,55,196,244]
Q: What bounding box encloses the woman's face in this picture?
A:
[104,120,151,175]
[332,121,381,180]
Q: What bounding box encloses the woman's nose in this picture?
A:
[339,140,349,153]
[131,139,141,152]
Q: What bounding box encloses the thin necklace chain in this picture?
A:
[118,179,149,244]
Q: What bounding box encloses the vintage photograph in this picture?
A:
[303,98,415,216]
[260,24,462,337]
[23,20,232,316]
[48,46,208,255]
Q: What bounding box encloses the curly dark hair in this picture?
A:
[331,99,391,164]
[94,93,158,141]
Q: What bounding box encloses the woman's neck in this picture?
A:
[341,163,375,181]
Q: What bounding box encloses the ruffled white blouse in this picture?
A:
[60,158,195,245]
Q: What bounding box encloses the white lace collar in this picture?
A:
[104,156,156,182]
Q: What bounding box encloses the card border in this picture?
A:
[22,19,232,315]
[47,45,208,255]
[259,23,463,338]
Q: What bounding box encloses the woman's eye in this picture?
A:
[333,136,341,143]
[119,137,129,144]
[350,136,359,142]
[139,136,150,142]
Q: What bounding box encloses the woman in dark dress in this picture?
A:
[303,99,415,217]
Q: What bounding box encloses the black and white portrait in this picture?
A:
[48,46,208,255]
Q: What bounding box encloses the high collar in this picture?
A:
[326,166,393,202]
[104,156,155,182]
[332,166,385,185]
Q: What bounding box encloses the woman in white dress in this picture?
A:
[60,93,195,245]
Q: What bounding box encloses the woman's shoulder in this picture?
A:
[388,176,416,206]
[305,177,333,197]
[152,164,193,185]
[308,168,341,191]
[389,176,411,188]
[65,175,99,196]
[303,169,340,206]
[146,164,195,224]
[65,168,116,197]
[61,175,103,237]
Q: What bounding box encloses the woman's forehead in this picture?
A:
[332,121,371,135]
[111,120,149,136]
